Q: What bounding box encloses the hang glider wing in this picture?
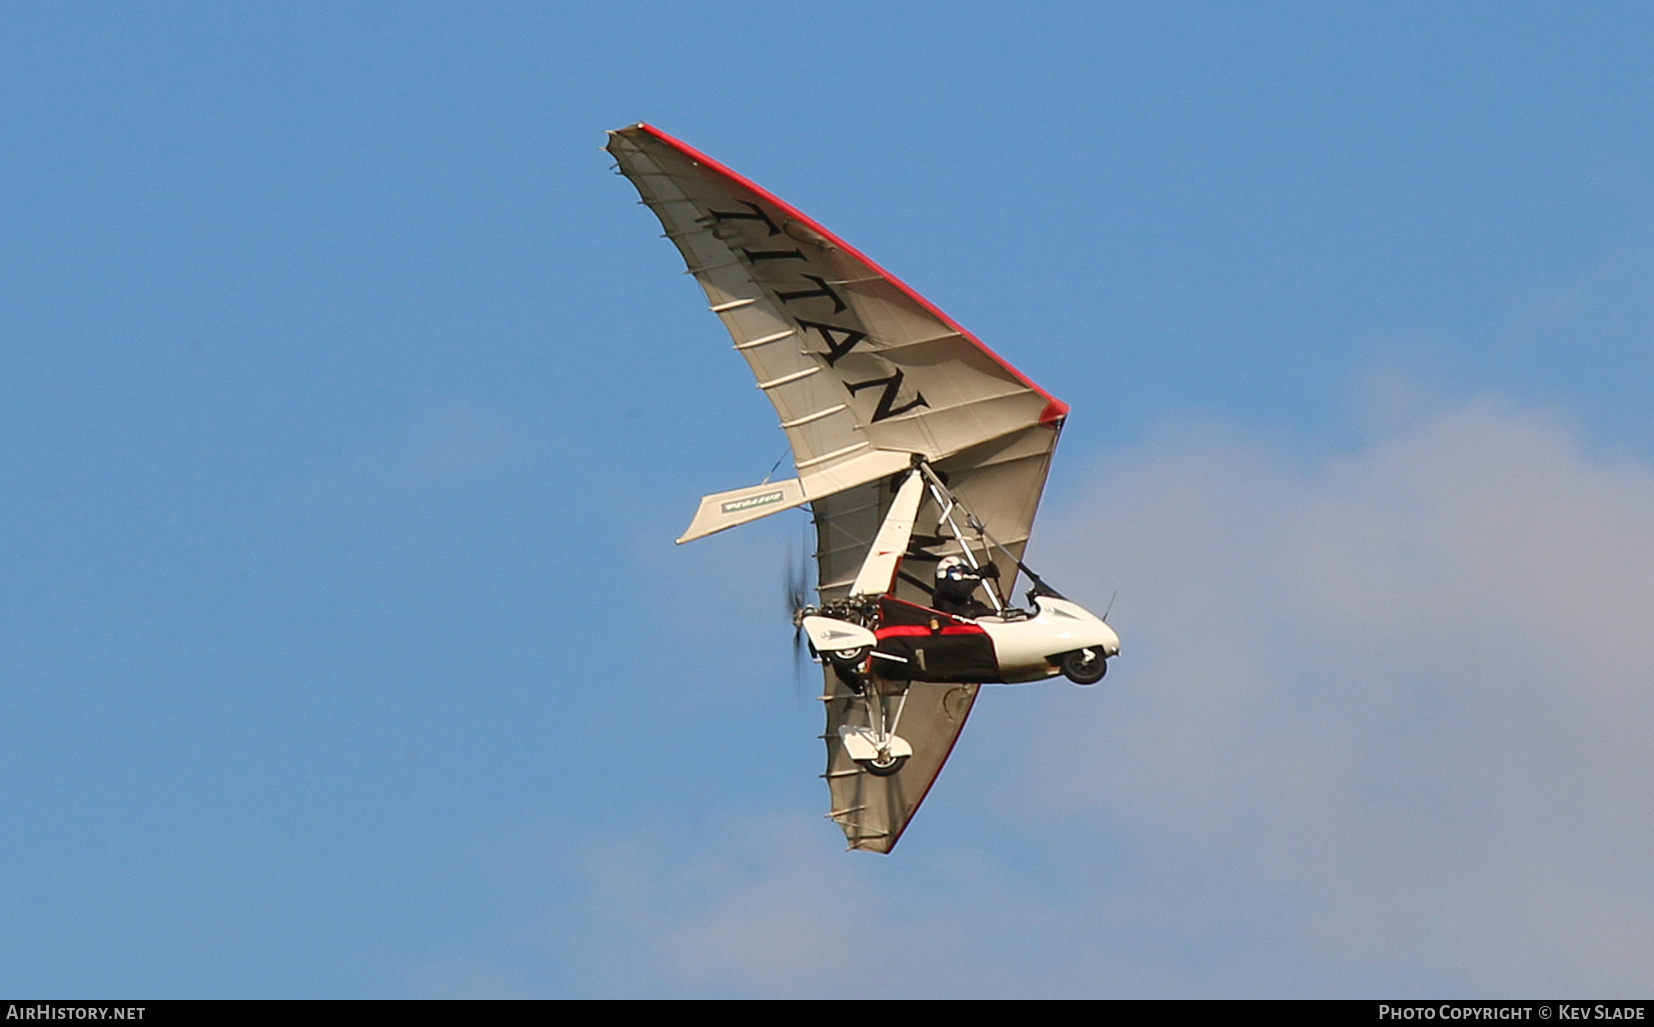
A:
[606,123,1067,546]
[609,123,1068,852]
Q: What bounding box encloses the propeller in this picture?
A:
[783,524,816,695]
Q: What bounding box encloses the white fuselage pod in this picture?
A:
[976,596,1121,683]
[801,615,877,657]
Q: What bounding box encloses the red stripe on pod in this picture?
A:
[875,623,986,639]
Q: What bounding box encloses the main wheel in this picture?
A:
[1061,647,1108,685]
[858,753,908,777]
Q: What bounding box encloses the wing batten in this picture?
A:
[778,404,847,429]
[733,328,793,350]
[755,366,821,391]
[794,440,871,469]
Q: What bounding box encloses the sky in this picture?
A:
[4,1,1654,998]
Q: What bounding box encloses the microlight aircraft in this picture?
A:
[608,124,1119,852]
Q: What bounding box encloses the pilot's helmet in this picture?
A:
[936,556,971,582]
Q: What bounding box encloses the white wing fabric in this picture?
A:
[609,123,1067,852]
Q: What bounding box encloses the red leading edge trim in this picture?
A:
[632,123,1070,427]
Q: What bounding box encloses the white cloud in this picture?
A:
[1014,398,1654,994]
[493,396,1654,996]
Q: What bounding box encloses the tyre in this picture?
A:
[827,646,869,668]
[858,753,908,777]
[1061,647,1108,685]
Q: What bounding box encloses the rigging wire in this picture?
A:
[758,446,789,485]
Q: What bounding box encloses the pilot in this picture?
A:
[932,556,997,618]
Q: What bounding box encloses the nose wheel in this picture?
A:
[1061,647,1108,685]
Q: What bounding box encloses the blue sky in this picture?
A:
[6,2,1654,997]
